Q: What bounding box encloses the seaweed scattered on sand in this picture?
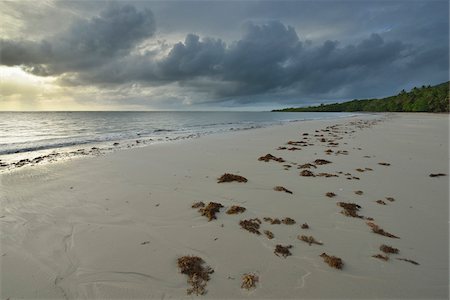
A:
[372,254,389,261]
[317,172,338,177]
[354,190,363,195]
[396,258,419,265]
[240,218,262,235]
[385,197,395,202]
[376,200,387,205]
[177,256,214,295]
[298,235,323,246]
[281,217,296,225]
[264,230,274,239]
[337,202,363,218]
[326,192,336,198]
[366,222,399,238]
[314,159,332,165]
[429,173,447,177]
[355,168,365,172]
[277,146,287,150]
[302,133,309,136]
[274,186,293,194]
[365,167,373,171]
[241,273,259,290]
[199,202,224,221]
[218,173,248,183]
[380,244,399,254]
[301,223,309,229]
[274,245,293,258]
[258,154,285,163]
[263,217,281,224]
[226,205,246,214]
[298,163,317,169]
[288,147,301,151]
[192,201,205,208]
[378,162,391,166]
[300,170,315,177]
[320,253,343,269]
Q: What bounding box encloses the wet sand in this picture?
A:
[0,113,448,299]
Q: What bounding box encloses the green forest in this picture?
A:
[274,82,449,113]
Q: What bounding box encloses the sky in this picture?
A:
[0,0,448,111]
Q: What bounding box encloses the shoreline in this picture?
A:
[1,113,448,299]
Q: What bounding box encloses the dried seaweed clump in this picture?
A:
[298,163,317,169]
[314,159,332,165]
[380,244,399,254]
[320,253,343,269]
[372,254,389,261]
[258,153,285,163]
[274,186,293,194]
[366,222,399,238]
[301,223,309,229]
[281,217,296,225]
[337,202,362,218]
[274,244,293,258]
[326,192,336,198]
[396,258,419,265]
[226,205,246,215]
[218,173,248,183]
[264,230,274,239]
[177,256,214,295]
[429,173,447,177]
[239,218,261,235]
[192,201,205,208]
[298,235,323,246]
[300,170,315,177]
[354,190,363,195]
[376,200,387,205]
[199,202,224,221]
[241,273,259,290]
[263,217,281,224]
[378,162,391,166]
[385,197,395,202]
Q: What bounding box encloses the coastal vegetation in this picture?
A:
[274,82,449,112]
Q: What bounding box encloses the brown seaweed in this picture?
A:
[385,197,395,202]
[380,244,399,254]
[274,186,293,194]
[372,254,389,261]
[298,235,323,246]
[240,218,262,235]
[320,253,343,269]
[281,217,296,225]
[429,173,447,177]
[218,173,248,183]
[241,273,259,290]
[396,258,419,265]
[300,170,315,177]
[258,154,285,162]
[378,162,391,166]
[301,223,309,229]
[366,222,399,238]
[337,202,363,218]
[192,201,205,209]
[298,163,317,169]
[314,159,332,165]
[177,256,214,295]
[199,202,224,221]
[226,205,246,215]
[354,190,363,195]
[264,230,274,239]
[274,245,293,258]
[376,200,387,205]
[263,217,281,224]
[326,192,336,198]
[317,172,338,177]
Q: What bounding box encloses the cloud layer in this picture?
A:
[0,1,448,109]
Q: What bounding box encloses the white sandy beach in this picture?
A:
[0,113,448,299]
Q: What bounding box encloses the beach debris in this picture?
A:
[372,254,389,261]
[429,173,447,177]
[380,244,399,254]
[298,235,323,246]
[320,253,343,269]
[263,217,281,224]
[241,273,259,290]
[274,244,293,258]
[218,173,248,183]
[192,201,205,209]
[274,186,293,194]
[258,154,285,163]
[226,205,246,215]
[288,147,301,151]
[326,192,336,198]
[314,159,332,165]
[240,218,261,235]
[355,168,365,172]
[199,202,224,221]
[281,217,296,225]
[317,172,338,177]
[298,163,317,169]
[396,258,419,265]
[378,162,391,166]
[385,197,395,202]
[337,202,363,218]
[366,222,399,238]
[301,223,309,229]
[177,256,214,295]
[277,146,287,150]
[300,170,315,177]
[264,230,274,239]
[354,190,363,195]
[376,200,387,205]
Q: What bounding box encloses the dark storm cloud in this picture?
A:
[0,1,448,108]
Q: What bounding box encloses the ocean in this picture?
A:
[0,111,357,169]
